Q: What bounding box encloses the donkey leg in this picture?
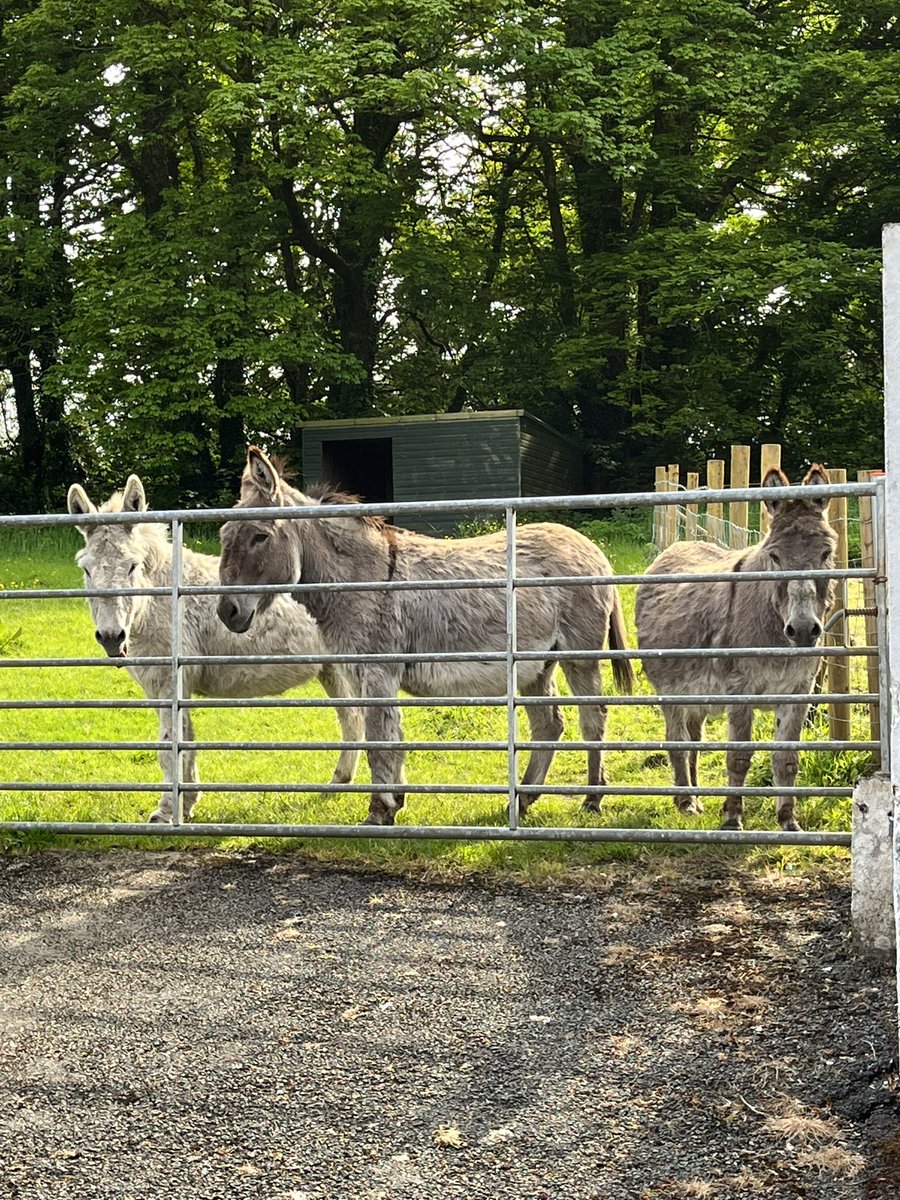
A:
[179,711,201,821]
[662,705,702,815]
[773,703,807,832]
[723,704,754,830]
[149,702,175,823]
[561,661,607,814]
[685,712,705,799]
[359,668,406,826]
[318,664,363,785]
[516,666,563,819]
[149,701,201,823]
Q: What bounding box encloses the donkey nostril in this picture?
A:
[217,597,238,625]
[785,624,796,639]
[95,630,103,643]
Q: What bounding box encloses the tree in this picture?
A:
[0,0,896,507]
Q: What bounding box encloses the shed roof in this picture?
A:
[301,409,525,431]
[301,409,583,450]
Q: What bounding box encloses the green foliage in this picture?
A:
[1,0,895,508]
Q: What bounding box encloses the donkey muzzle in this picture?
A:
[217,596,254,634]
[96,629,127,658]
[784,619,822,648]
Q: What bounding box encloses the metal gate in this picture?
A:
[0,476,883,850]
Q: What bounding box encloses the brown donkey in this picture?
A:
[217,446,635,825]
[635,466,837,831]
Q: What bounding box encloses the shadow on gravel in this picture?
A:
[0,851,896,1200]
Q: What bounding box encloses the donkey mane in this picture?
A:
[243,447,386,530]
[268,454,297,482]
[291,480,389,532]
[304,481,363,506]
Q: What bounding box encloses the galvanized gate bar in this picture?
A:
[0,820,851,846]
[880,223,900,1052]
[0,692,874,710]
[170,517,185,826]
[0,473,879,843]
[0,565,873,602]
[505,507,519,832]
[0,738,874,753]
[0,781,854,797]
[0,477,876,532]
[0,644,878,669]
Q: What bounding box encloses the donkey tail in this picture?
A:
[608,588,636,695]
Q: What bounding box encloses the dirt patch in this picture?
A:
[0,851,896,1199]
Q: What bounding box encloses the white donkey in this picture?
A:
[67,475,363,822]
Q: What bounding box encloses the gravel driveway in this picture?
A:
[0,851,897,1199]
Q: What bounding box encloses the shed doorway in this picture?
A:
[321,437,394,504]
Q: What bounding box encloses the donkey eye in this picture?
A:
[769,552,781,568]
[128,563,137,577]
[251,532,270,547]
[821,549,832,564]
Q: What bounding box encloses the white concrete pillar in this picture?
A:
[851,774,895,959]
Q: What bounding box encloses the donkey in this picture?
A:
[67,475,364,822]
[215,447,635,826]
[635,466,837,831]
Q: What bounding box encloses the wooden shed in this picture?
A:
[300,409,586,533]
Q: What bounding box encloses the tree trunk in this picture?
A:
[329,263,377,417]
[212,356,247,495]
[8,349,42,509]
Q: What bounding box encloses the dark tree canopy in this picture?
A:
[1,0,895,510]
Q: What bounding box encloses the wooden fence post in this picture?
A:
[827,468,851,741]
[759,443,782,536]
[685,472,699,539]
[654,466,667,548]
[729,445,750,548]
[666,463,680,548]
[858,470,881,766]
[706,459,725,544]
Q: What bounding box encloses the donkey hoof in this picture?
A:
[720,817,743,831]
[360,811,395,827]
[582,799,601,815]
[148,812,172,825]
[677,798,704,816]
[779,818,802,833]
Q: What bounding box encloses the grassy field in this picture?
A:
[0,519,874,874]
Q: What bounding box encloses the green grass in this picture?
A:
[0,522,870,875]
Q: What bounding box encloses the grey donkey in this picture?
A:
[635,465,837,831]
[216,446,635,825]
[67,475,364,822]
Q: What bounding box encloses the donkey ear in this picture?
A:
[762,467,790,517]
[67,484,97,538]
[247,445,280,499]
[801,463,831,512]
[122,475,147,513]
